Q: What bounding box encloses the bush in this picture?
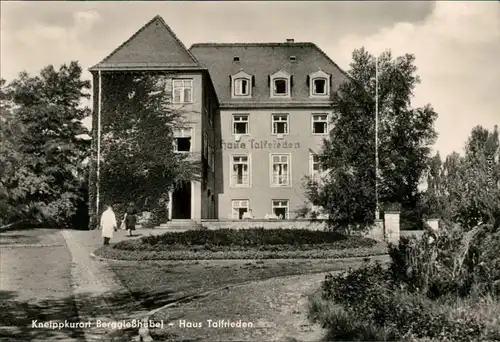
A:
[311,221,500,341]
[389,222,500,299]
[112,228,377,251]
[316,263,490,341]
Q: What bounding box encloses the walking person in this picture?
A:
[124,202,137,237]
[100,203,117,245]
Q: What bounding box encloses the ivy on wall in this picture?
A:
[88,72,201,228]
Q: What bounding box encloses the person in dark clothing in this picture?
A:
[124,202,137,237]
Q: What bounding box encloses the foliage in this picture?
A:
[302,48,437,231]
[91,72,200,227]
[423,125,500,227]
[113,228,375,248]
[313,266,491,341]
[389,222,500,299]
[0,62,91,227]
[94,240,388,261]
[311,220,500,341]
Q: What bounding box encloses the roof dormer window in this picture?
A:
[309,70,331,98]
[234,78,249,96]
[313,78,327,95]
[274,79,288,95]
[231,70,252,98]
[270,70,291,98]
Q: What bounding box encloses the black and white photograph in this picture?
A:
[1,1,499,341]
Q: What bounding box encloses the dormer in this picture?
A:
[269,70,292,98]
[308,69,331,98]
[231,70,253,98]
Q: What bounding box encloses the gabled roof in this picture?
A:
[90,16,202,71]
[189,43,349,105]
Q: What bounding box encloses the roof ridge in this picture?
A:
[93,15,200,70]
[190,42,315,48]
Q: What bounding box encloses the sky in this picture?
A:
[1,1,499,157]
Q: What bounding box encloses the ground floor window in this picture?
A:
[272,200,289,219]
[232,200,249,220]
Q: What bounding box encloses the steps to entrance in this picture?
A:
[155,219,204,231]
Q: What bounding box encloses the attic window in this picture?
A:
[290,56,296,62]
[313,78,327,95]
[233,56,240,62]
[231,71,253,98]
[274,79,288,95]
[309,71,330,97]
[234,78,250,96]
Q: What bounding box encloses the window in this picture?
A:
[231,71,252,98]
[310,153,324,181]
[313,78,327,95]
[273,78,288,96]
[312,114,328,134]
[173,128,192,153]
[272,200,289,219]
[173,79,193,103]
[270,70,291,98]
[234,78,250,96]
[272,114,289,135]
[232,200,249,220]
[233,114,249,135]
[231,155,250,187]
[271,154,290,186]
[309,70,330,97]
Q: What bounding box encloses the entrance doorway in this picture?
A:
[171,182,191,219]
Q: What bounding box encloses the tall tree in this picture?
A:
[426,125,500,228]
[302,48,438,231]
[0,62,91,227]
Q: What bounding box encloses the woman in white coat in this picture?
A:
[100,203,117,245]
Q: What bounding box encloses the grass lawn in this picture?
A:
[108,255,390,314]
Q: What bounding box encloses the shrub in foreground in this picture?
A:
[313,262,492,341]
[311,222,500,341]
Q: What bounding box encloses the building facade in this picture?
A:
[90,15,348,224]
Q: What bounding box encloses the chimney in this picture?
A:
[286,39,294,43]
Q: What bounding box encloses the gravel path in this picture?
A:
[0,229,84,342]
[150,272,335,341]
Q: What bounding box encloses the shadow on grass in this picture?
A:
[0,288,165,342]
[0,234,41,245]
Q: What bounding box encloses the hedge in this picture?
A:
[112,228,377,250]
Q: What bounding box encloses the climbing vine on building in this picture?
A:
[89,72,201,228]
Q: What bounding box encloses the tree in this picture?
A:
[424,125,500,228]
[0,62,91,227]
[301,48,438,231]
[94,72,200,226]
